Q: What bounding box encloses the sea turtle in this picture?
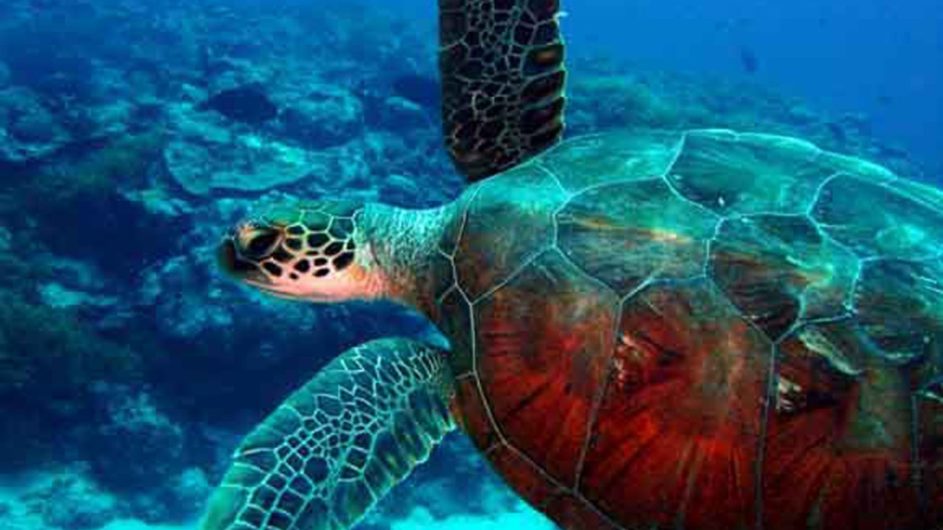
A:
[205,1,943,529]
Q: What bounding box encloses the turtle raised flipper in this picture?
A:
[201,338,455,530]
[439,0,566,181]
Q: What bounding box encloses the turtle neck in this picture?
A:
[356,200,460,316]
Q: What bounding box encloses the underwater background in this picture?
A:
[0,1,938,529]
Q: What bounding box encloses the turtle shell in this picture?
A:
[430,129,943,530]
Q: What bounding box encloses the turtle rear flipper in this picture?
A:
[202,339,455,530]
[440,0,567,181]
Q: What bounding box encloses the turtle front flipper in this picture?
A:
[201,338,455,530]
[440,0,566,181]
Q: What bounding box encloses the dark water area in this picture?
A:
[0,1,939,529]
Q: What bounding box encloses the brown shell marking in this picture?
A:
[580,281,771,530]
[763,321,922,530]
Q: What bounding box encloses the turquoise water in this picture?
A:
[0,1,938,529]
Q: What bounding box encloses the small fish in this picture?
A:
[739,46,759,74]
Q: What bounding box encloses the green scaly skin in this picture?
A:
[201,338,455,530]
[356,202,457,314]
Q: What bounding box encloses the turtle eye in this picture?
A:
[237,226,282,259]
[247,231,280,258]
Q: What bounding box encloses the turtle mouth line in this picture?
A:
[242,279,309,301]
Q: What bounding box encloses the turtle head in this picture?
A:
[219,201,387,303]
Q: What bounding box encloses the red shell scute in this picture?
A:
[436,131,943,530]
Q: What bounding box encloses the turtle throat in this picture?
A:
[358,202,454,315]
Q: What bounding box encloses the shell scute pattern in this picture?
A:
[666,129,837,216]
[472,250,619,486]
[557,177,719,297]
[438,130,943,529]
[765,319,928,529]
[819,150,899,184]
[710,213,859,340]
[583,280,771,530]
[853,258,943,364]
[452,163,567,301]
[536,130,684,193]
[810,174,943,260]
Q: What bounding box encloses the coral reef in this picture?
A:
[22,471,121,530]
[18,133,164,209]
[0,291,141,468]
[0,87,71,162]
[0,293,137,398]
[87,386,186,491]
[278,85,364,149]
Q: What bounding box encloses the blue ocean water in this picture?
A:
[0,1,938,530]
[567,0,943,176]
